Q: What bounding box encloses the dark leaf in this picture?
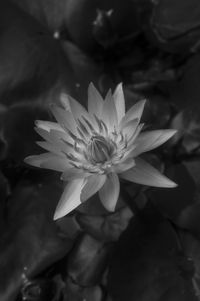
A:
[142,94,172,128]
[65,0,140,53]
[178,231,200,296]
[108,207,197,301]
[171,106,200,154]
[63,278,102,301]
[169,55,200,109]
[62,41,104,105]
[92,9,118,49]
[175,161,200,238]
[0,0,71,104]
[177,202,200,240]
[0,171,10,229]
[2,102,50,162]
[184,160,200,190]
[67,234,111,286]
[76,206,133,241]
[12,0,68,33]
[150,0,200,53]
[20,275,64,301]
[149,163,196,220]
[0,176,75,301]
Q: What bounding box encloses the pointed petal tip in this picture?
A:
[88,82,99,94]
[169,129,178,137]
[120,158,178,189]
[88,82,95,88]
[114,82,123,92]
[24,156,34,164]
[60,93,71,110]
[23,156,30,164]
[140,98,147,107]
[35,120,48,129]
[107,204,116,212]
[99,191,116,212]
[53,210,63,221]
[24,155,41,168]
[53,213,59,220]
[99,173,120,212]
[53,210,62,220]
[166,180,178,188]
[158,129,178,144]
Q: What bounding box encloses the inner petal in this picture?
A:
[87,135,115,163]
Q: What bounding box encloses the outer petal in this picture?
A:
[113,158,135,173]
[50,105,78,134]
[120,157,177,188]
[101,89,118,131]
[61,167,90,181]
[81,174,107,201]
[132,129,177,156]
[49,129,74,150]
[36,141,63,154]
[121,123,144,159]
[53,178,86,220]
[35,120,65,133]
[24,153,69,172]
[60,93,71,111]
[88,83,104,118]
[99,173,120,211]
[121,118,139,141]
[120,99,146,128]
[34,127,51,142]
[35,126,73,147]
[61,93,92,124]
[113,83,125,123]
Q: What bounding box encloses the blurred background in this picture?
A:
[1,0,200,300]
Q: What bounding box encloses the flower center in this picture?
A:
[87,135,115,163]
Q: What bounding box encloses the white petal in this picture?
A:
[120,99,146,128]
[60,93,71,111]
[35,120,65,133]
[65,93,92,123]
[113,158,135,173]
[121,123,144,160]
[24,153,68,172]
[133,129,177,157]
[121,118,139,141]
[113,83,125,123]
[49,129,74,150]
[35,125,73,148]
[53,178,86,220]
[101,89,118,131]
[81,174,107,201]
[36,141,62,154]
[99,173,120,211]
[88,83,104,118]
[50,105,78,134]
[120,157,177,188]
[34,127,51,142]
[36,129,74,155]
[61,167,90,181]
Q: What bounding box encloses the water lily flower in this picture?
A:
[25,83,177,220]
